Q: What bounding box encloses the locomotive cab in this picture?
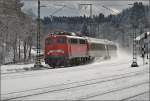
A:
[44,32,89,67]
[45,35,69,67]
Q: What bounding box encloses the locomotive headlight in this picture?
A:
[47,50,54,55]
[47,49,64,55]
[57,49,65,53]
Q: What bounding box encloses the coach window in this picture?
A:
[70,39,73,44]
[112,45,117,50]
[74,39,78,44]
[79,39,86,44]
[111,45,114,50]
[109,45,115,50]
[96,44,98,50]
[79,39,82,44]
[71,38,78,44]
[69,38,73,44]
[91,43,96,50]
[108,45,111,50]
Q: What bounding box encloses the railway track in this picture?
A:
[78,81,149,100]
[120,91,149,101]
[2,69,149,100]
[2,60,131,80]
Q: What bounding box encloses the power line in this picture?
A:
[50,5,66,16]
[102,5,120,15]
[20,0,149,1]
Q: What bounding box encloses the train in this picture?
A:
[44,32,117,67]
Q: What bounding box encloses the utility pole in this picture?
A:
[131,27,138,67]
[79,4,92,19]
[149,0,150,69]
[79,4,92,36]
[34,0,43,69]
[90,4,92,18]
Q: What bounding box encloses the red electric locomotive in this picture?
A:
[45,32,117,67]
[45,32,89,67]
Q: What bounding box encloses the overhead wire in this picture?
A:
[20,0,149,1]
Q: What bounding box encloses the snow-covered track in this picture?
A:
[2,69,148,100]
[120,91,149,101]
[78,81,148,100]
[2,60,130,80]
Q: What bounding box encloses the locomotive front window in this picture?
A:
[57,37,66,44]
[46,38,53,44]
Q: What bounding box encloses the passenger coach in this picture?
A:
[45,32,117,67]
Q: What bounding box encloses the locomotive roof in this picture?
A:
[66,35,87,40]
[48,34,116,45]
[86,37,115,45]
[48,34,87,40]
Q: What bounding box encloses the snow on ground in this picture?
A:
[0,62,48,74]
[1,49,149,100]
[1,63,34,74]
[13,70,148,100]
[0,48,44,74]
[125,92,149,101]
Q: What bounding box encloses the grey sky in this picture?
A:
[22,0,149,18]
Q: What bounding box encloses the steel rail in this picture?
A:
[2,61,131,79]
[2,69,149,100]
[79,81,149,100]
[120,91,149,101]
